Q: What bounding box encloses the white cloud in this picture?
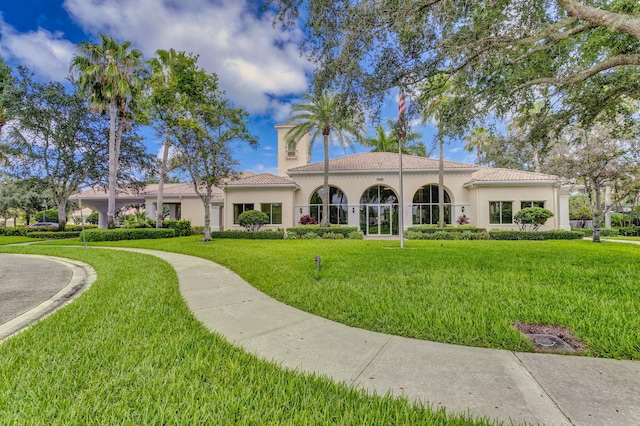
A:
[0,15,76,81]
[249,163,278,175]
[62,0,312,116]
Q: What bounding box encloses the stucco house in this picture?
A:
[72,124,570,234]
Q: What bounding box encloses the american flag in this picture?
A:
[398,90,406,139]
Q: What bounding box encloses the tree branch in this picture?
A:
[556,0,640,40]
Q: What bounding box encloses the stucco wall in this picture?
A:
[224,186,296,230]
[471,184,559,230]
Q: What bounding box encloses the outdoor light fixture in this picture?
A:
[299,207,303,214]
[352,207,355,214]
[461,206,465,213]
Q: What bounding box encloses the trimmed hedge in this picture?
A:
[82,228,175,242]
[405,230,489,240]
[163,220,193,237]
[0,227,27,236]
[28,231,81,239]
[572,228,620,237]
[406,225,487,234]
[287,226,360,238]
[209,230,285,240]
[489,230,583,240]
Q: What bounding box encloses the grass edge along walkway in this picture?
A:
[0,245,498,425]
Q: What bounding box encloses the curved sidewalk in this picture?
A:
[113,249,640,425]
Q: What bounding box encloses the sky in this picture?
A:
[0,0,474,175]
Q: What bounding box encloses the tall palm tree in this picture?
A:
[71,33,146,228]
[363,119,427,156]
[285,92,363,227]
[148,48,185,228]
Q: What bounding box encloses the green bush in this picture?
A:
[489,230,583,240]
[348,231,364,239]
[28,231,81,239]
[83,228,175,242]
[208,230,285,240]
[65,224,98,231]
[0,227,27,236]
[574,228,620,237]
[617,227,638,236]
[86,211,99,225]
[514,207,554,231]
[406,225,486,234]
[34,209,59,223]
[163,220,193,237]
[287,226,359,239]
[238,210,270,231]
[191,226,205,235]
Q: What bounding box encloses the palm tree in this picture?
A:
[71,33,146,228]
[148,48,185,228]
[285,92,363,227]
[363,119,427,156]
[463,126,492,166]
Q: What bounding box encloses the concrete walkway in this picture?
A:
[114,248,639,426]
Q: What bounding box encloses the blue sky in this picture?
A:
[0,0,473,174]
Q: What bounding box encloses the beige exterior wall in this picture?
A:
[289,170,476,230]
[276,124,311,176]
[470,184,560,230]
[224,186,297,230]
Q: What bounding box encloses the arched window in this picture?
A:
[359,185,397,204]
[412,185,452,225]
[309,186,348,224]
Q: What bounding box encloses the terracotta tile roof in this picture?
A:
[467,168,559,183]
[226,173,297,186]
[70,183,223,199]
[287,152,477,173]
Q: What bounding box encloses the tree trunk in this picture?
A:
[592,186,603,243]
[156,130,171,229]
[321,133,330,227]
[203,188,212,242]
[57,199,67,231]
[107,100,118,229]
[438,139,445,228]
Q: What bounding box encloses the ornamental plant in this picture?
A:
[298,214,317,225]
[238,210,269,231]
[514,207,554,231]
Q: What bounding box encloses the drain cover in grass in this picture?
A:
[513,322,587,354]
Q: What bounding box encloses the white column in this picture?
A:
[558,194,570,231]
[98,211,108,228]
[145,201,156,221]
[211,205,222,231]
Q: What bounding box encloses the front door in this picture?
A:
[360,204,397,235]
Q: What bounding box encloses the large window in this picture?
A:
[521,201,545,209]
[489,201,513,224]
[310,186,348,224]
[412,184,451,225]
[233,203,254,224]
[261,203,282,225]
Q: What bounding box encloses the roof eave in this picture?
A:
[463,180,558,188]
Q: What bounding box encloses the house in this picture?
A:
[72,124,571,234]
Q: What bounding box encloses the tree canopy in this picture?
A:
[270,0,640,134]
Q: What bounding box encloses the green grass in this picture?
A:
[0,235,33,245]
[55,236,640,360]
[0,245,490,425]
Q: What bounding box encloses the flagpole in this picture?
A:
[398,90,406,249]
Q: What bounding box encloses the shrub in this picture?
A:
[617,227,637,236]
[514,207,554,231]
[574,228,620,237]
[489,230,583,240]
[456,214,470,225]
[348,231,364,239]
[34,209,59,223]
[238,210,270,231]
[209,230,284,240]
[191,226,205,235]
[83,228,175,242]
[323,232,339,239]
[298,214,317,225]
[406,225,486,234]
[163,219,193,237]
[28,231,80,239]
[434,231,454,240]
[86,211,99,225]
[0,227,27,236]
[65,224,97,231]
[287,226,359,239]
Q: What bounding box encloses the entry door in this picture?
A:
[360,204,395,235]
